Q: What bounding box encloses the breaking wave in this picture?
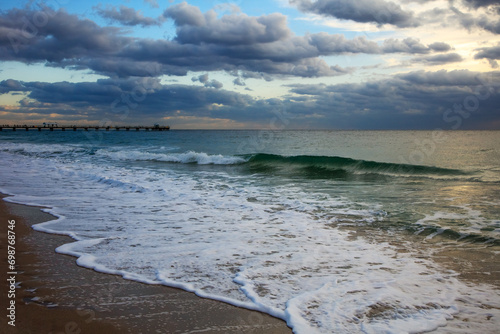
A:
[244,153,471,180]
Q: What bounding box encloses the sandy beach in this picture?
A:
[0,194,292,334]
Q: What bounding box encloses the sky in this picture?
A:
[0,0,499,129]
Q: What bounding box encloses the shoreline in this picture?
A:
[0,194,292,334]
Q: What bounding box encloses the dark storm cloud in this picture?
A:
[0,6,343,77]
[0,7,129,61]
[0,79,28,93]
[290,0,419,28]
[114,36,343,77]
[116,15,444,76]
[2,70,498,129]
[0,5,453,79]
[284,70,500,129]
[94,5,165,27]
[0,77,253,122]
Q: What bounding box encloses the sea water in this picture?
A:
[0,130,499,333]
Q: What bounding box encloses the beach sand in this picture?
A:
[0,195,292,334]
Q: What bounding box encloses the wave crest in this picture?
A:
[97,150,247,165]
[245,153,470,179]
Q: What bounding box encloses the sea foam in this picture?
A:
[0,146,499,334]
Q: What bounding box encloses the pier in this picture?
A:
[0,124,170,132]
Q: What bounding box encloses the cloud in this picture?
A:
[462,0,500,9]
[191,74,223,89]
[164,3,291,45]
[307,33,379,53]
[290,0,419,28]
[306,34,448,56]
[118,31,441,77]
[293,78,499,129]
[428,42,452,52]
[475,16,500,34]
[233,77,246,86]
[94,5,165,27]
[475,43,500,67]
[106,5,367,78]
[0,77,252,123]
[206,80,223,89]
[381,38,435,54]
[284,70,500,129]
[475,43,500,59]
[0,6,346,78]
[289,71,500,129]
[2,70,499,129]
[164,2,206,26]
[451,5,500,34]
[396,69,497,86]
[0,79,28,93]
[0,7,129,61]
[411,53,463,65]
[292,0,500,35]
[192,73,209,83]
[0,5,467,79]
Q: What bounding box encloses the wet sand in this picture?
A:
[0,195,292,334]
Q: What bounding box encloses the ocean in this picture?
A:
[0,130,499,333]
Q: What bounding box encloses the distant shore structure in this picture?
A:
[0,124,170,132]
